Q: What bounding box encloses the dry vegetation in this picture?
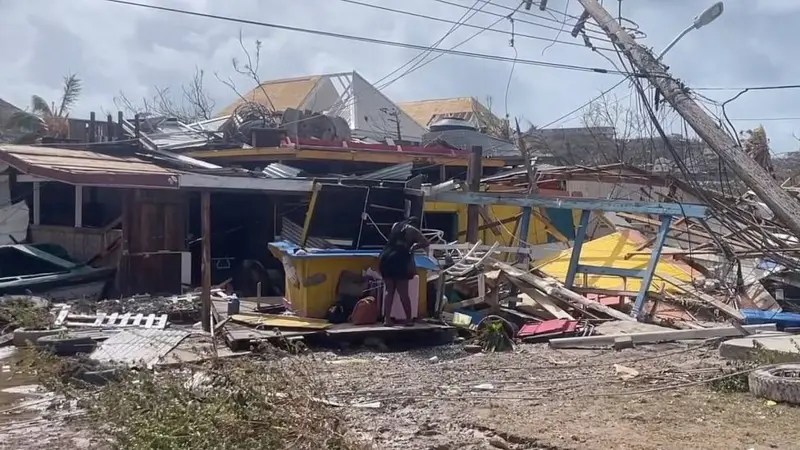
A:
[19,350,364,450]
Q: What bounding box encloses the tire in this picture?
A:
[748,364,800,405]
[36,334,97,356]
[12,327,67,347]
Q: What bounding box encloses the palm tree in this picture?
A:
[7,74,82,143]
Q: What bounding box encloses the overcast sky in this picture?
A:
[1,0,798,152]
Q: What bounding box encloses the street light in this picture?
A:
[656,2,724,60]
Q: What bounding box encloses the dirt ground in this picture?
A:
[2,341,800,449]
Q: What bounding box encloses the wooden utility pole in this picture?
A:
[466,145,483,243]
[200,191,212,332]
[578,0,800,238]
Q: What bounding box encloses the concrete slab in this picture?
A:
[719,333,800,363]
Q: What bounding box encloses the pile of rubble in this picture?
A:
[433,203,800,351]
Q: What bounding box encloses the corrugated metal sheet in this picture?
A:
[280,217,334,249]
[90,328,189,368]
[423,129,519,157]
[263,162,303,179]
[359,162,412,181]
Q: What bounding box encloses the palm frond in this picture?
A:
[30,95,52,117]
[57,73,82,117]
[6,111,46,132]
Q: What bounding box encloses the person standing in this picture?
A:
[378,217,429,326]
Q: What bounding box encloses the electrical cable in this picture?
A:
[377,0,488,91]
[431,0,612,40]
[337,0,614,51]
[376,0,493,90]
[100,0,635,77]
[694,84,800,92]
[538,78,629,129]
[540,0,570,55]
[504,14,518,121]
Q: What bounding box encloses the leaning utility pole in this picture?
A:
[577,0,800,237]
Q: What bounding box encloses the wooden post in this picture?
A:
[466,145,483,243]
[106,114,114,142]
[578,0,800,238]
[117,111,124,141]
[74,185,83,227]
[201,191,212,332]
[88,112,96,143]
[32,182,41,225]
[515,119,536,264]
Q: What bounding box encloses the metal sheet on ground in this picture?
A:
[90,329,190,368]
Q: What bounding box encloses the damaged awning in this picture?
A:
[0,144,314,193]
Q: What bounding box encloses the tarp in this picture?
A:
[535,230,698,293]
[742,309,800,330]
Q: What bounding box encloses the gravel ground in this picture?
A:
[2,341,800,449]
[312,342,800,449]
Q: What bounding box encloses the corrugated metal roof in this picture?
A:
[90,328,189,369]
[263,162,303,179]
[423,129,519,158]
[0,144,180,188]
[359,162,412,181]
[280,217,334,249]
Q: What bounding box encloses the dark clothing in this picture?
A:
[379,244,414,280]
[378,222,429,281]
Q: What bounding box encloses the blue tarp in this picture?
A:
[742,309,800,330]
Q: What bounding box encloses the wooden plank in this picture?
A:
[93,313,106,327]
[119,313,131,327]
[550,324,777,349]
[517,291,575,321]
[54,306,70,326]
[655,273,744,321]
[144,314,156,329]
[495,261,635,322]
[132,313,144,326]
[106,313,119,327]
[156,315,168,329]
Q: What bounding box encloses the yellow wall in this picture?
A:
[424,201,554,246]
[270,250,428,319]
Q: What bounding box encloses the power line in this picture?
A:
[537,77,630,129]
[486,0,603,28]
[337,0,614,51]
[101,0,633,77]
[728,117,800,122]
[694,84,800,92]
[375,0,489,89]
[432,0,612,40]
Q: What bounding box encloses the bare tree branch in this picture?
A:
[114,68,216,123]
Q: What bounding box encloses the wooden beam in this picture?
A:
[549,324,776,349]
[430,191,707,217]
[494,261,635,322]
[74,185,83,227]
[32,181,41,225]
[201,191,211,332]
[466,145,483,243]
